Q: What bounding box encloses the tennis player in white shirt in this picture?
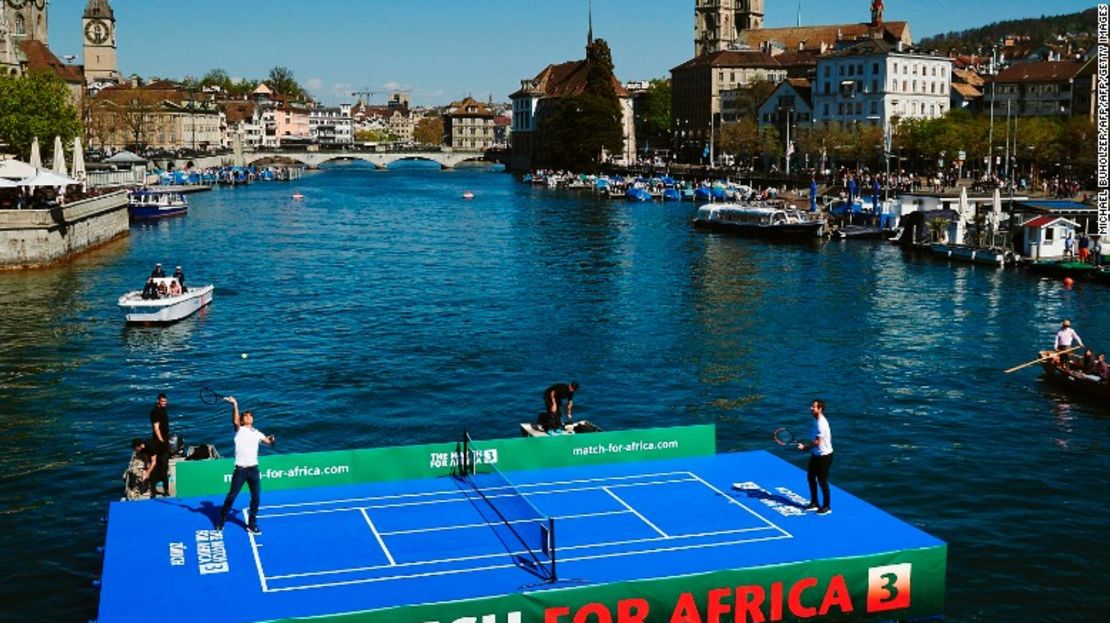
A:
[215,396,275,534]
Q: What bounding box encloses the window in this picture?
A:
[823,104,829,116]
[1045,228,1055,242]
[873,63,879,74]
[873,79,879,93]
[849,65,855,77]
[824,65,831,77]
[871,101,878,115]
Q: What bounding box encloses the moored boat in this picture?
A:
[118,279,214,324]
[930,243,1012,267]
[127,188,188,221]
[693,202,826,239]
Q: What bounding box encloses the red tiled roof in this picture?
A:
[223,102,256,125]
[516,59,630,99]
[1022,216,1075,229]
[951,82,982,99]
[738,21,910,52]
[995,61,1083,83]
[952,68,985,87]
[18,40,85,84]
[672,50,782,71]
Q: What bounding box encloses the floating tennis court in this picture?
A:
[97,429,946,622]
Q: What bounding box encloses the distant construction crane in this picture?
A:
[351,88,377,105]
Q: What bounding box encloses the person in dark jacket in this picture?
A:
[541,381,579,431]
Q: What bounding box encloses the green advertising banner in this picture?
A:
[175,424,716,498]
[268,546,947,623]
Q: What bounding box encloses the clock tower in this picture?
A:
[83,0,118,86]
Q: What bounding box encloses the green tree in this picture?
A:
[355,129,393,143]
[638,78,671,152]
[200,68,233,93]
[539,39,624,171]
[266,66,306,99]
[0,71,82,160]
[414,116,444,146]
[718,118,760,166]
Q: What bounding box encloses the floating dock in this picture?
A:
[96,426,945,622]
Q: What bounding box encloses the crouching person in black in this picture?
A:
[125,438,158,500]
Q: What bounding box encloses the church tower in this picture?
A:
[82,0,119,86]
[694,0,764,58]
[1,0,50,76]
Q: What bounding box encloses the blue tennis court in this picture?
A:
[97,451,945,622]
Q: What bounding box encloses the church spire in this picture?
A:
[587,0,594,46]
[84,0,115,19]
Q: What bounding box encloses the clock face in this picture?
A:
[6,0,47,9]
[85,19,109,45]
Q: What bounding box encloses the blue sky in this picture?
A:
[46,0,1096,105]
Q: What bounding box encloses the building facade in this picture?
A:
[694,0,764,57]
[0,0,49,76]
[756,78,814,131]
[811,40,952,135]
[509,59,636,171]
[671,49,786,143]
[309,105,354,146]
[90,81,222,152]
[988,61,1091,118]
[444,97,495,151]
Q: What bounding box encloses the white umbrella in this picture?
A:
[0,158,38,179]
[29,136,42,169]
[52,135,68,177]
[0,177,17,188]
[954,185,969,245]
[105,150,148,165]
[18,170,78,188]
[72,137,87,192]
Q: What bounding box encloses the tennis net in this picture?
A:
[460,432,556,581]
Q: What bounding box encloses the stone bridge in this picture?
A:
[187,149,505,171]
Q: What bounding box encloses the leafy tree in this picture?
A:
[414,116,444,146]
[200,69,233,93]
[355,129,393,143]
[729,78,778,121]
[0,71,82,160]
[637,78,671,151]
[539,39,624,171]
[718,118,760,161]
[266,66,306,99]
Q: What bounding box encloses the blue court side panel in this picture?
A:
[97,451,944,623]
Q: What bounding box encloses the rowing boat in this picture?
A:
[1038,350,1110,400]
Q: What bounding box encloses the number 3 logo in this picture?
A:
[867,563,912,612]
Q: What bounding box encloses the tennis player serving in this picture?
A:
[215,396,275,535]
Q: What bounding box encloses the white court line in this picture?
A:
[258,471,697,512]
[248,514,269,593]
[378,509,632,536]
[263,523,780,582]
[258,476,699,520]
[602,487,669,538]
[360,509,396,566]
[684,472,792,539]
[255,471,792,591]
[264,532,794,593]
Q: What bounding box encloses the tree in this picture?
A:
[718,118,760,162]
[414,116,444,146]
[355,129,393,143]
[0,71,82,160]
[116,89,161,150]
[637,78,671,152]
[200,68,233,93]
[539,39,624,171]
[266,66,306,99]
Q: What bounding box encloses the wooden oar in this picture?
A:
[1004,346,1082,374]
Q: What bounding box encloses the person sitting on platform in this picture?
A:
[172,266,186,292]
[168,279,182,296]
[125,438,158,500]
[141,278,158,300]
[156,281,169,298]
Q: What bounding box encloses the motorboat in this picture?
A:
[127,188,188,221]
[692,202,826,239]
[930,243,1012,267]
[462,191,475,200]
[118,278,214,324]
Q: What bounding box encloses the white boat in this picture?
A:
[693,202,826,239]
[118,278,214,323]
[128,188,188,221]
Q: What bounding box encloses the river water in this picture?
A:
[0,161,1106,621]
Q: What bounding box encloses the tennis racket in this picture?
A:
[772,427,797,447]
[199,386,225,405]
